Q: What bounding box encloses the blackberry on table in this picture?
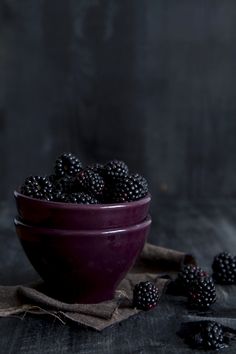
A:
[178,265,208,293]
[187,276,216,310]
[54,153,82,178]
[133,281,159,311]
[103,160,129,181]
[74,169,105,197]
[200,321,224,350]
[212,252,236,285]
[179,321,225,350]
[21,176,53,201]
[111,174,148,202]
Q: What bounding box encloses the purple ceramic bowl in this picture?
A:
[14,191,151,230]
[14,216,151,304]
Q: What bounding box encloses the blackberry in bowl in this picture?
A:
[15,191,151,230]
[15,154,151,230]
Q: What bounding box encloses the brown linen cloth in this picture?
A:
[0,243,196,331]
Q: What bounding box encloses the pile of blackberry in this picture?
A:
[177,265,216,310]
[20,153,149,204]
[187,276,216,310]
[177,265,208,294]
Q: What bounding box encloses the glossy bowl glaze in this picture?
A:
[14,216,151,303]
[14,191,151,230]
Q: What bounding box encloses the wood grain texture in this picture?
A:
[0,0,236,207]
[0,201,236,353]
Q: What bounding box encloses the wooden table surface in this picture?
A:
[0,200,236,354]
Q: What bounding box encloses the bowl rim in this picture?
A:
[14,190,151,210]
[14,215,152,237]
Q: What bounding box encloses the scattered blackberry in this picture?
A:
[133,281,159,311]
[111,174,148,202]
[21,176,53,201]
[200,321,225,350]
[66,192,98,204]
[74,169,105,197]
[178,265,208,293]
[179,321,225,350]
[103,160,129,181]
[187,276,216,310]
[212,252,236,285]
[54,153,82,178]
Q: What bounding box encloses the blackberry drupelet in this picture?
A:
[66,192,98,204]
[74,169,105,197]
[103,160,129,181]
[111,174,148,202]
[178,265,208,293]
[187,276,216,310]
[21,176,53,201]
[133,281,159,311]
[212,252,236,285]
[54,153,82,178]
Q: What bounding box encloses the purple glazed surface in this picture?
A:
[14,216,151,304]
[14,191,151,230]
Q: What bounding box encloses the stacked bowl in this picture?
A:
[14,191,151,303]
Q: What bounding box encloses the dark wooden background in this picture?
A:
[0,0,236,205]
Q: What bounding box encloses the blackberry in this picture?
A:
[54,153,82,178]
[21,176,53,201]
[133,281,159,311]
[212,252,236,285]
[66,192,98,204]
[179,321,225,350]
[50,175,75,194]
[132,173,149,195]
[178,265,208,293]
[111,174,148,202]
[86,163,104,175]
[187,276,216,310]
[200,321,224,350]
[103,160,129,181]
[51,190,68,203]
[74,169,105,197]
